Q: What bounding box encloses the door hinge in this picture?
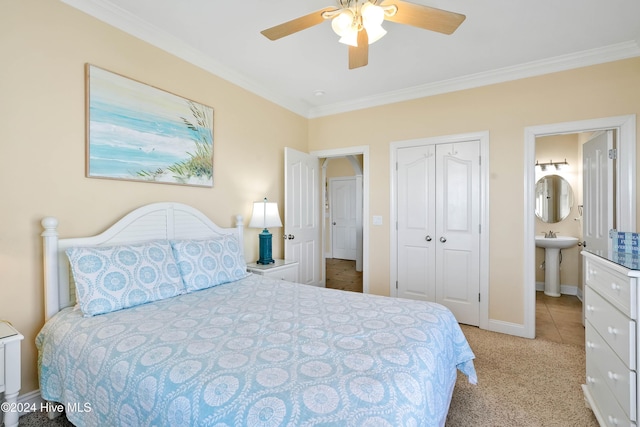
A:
[609,149,617,159]
[396,280,398,289]
[609,229,617,238]
[479,224,481,234]
[396,161,398,171]
[479,155,481,166]
[478,293,481,302]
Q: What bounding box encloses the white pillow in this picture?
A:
[170,234,249,292]
[66,240,185,317]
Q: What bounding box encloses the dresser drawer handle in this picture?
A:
[586,376,595,385]
[590,269,597,276]
[607,371,620,381]
[611,283,621,291]
[608,415,619,425]
[586,305,594,313]
[607,326,618,336]
[586,341,595,349]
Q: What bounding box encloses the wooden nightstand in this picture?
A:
[247,259,299,282]
[0,322,24,427]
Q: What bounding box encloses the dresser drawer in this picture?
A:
[586,355,635,427]
[585,286,636,370]
[586,321,636,421]
[585,256,636,319]
[262,266,298,282]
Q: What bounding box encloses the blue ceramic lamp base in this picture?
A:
[256,229,275,265]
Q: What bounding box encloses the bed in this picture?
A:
[36,202,476,427]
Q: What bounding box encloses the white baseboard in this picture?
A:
[487,318,530,338]
[535,281,579,296]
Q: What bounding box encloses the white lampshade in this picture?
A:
[249,199,283,229]
[333,9,359,47]
[361,2,387,44]
[331,9,355,37]
[338,29,359,47]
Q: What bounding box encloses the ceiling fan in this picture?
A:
[261,0,466,69]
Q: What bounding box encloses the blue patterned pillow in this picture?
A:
[170,235,250,292]
[66,241,185,317]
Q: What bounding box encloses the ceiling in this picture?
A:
[62,0,640,118]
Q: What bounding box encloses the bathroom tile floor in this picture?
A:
[536,291,584,347]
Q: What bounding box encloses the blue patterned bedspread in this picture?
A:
[37,274,476,427]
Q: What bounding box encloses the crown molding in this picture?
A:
[60,0,312,117]
[60,0,638,119]
[308,40,640,118]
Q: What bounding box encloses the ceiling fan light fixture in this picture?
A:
[330,9,355,37]
[361,2,384,26]
[338,27,359,47]
[361,2,387,44]
[364,23,386,44]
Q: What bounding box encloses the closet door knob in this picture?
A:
[425,235,432,242]
[439,237,447,243]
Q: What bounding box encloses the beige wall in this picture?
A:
[1,1,307,393]
[309,58,640,326]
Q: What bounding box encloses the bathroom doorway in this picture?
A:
[523,115,636,339]
[533,133,587,345]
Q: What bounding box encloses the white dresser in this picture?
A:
[582,250,640,427]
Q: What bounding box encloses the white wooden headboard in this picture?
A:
[41,202,244,321]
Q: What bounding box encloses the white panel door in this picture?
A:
[583,131,614,252]
[285,147,321,286]
[435,141,480,325]
[330,177,357,260]
[397,145,436,301]
[396,140,480,326]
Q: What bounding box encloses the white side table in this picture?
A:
[0,322,24,427]
[247,259,299,282]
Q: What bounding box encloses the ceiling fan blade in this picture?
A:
[261,7,337,40]
[381,0,466,35]
[349,29,369,69]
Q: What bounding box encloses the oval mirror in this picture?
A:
[535,174,574,223]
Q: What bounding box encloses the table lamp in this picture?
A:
[249,198,283,264]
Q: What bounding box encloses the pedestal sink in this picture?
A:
[535,235,579,297]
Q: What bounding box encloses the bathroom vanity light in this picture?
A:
[535,159,569,171]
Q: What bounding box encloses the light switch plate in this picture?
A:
[372,215,383,225]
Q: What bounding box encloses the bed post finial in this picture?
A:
[41,217,60,321]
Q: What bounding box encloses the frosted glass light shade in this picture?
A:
[249,200,283,229]
[361,2,387,44]
[331,9,355,36]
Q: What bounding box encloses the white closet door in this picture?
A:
[396,145,436,301]
[435,141,480,325]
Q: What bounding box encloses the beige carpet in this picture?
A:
[446,325,599,427]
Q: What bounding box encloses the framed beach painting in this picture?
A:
[85,64,214,187]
